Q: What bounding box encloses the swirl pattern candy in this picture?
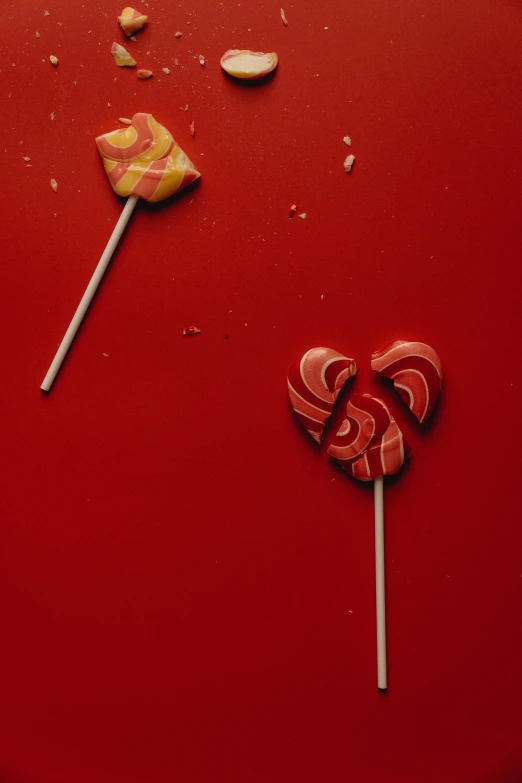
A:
[327,394,391,467]
[95,113,201,202]
[371,340,442,424]
[350,412,410,482]
[118,7,148,36]
[288,347,357,443]
[111,42,137,66]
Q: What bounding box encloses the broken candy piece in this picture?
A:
[118,7,148,36]
[50,178,58,192]
[344,154,355,172]
[111,42,137,67]
[280,7,288,25]
[288,204,297,219]
[174,31,183,38]
[137,69,153,79]
[189,120,195,137]
[288,346,357,443]
[183,326,201,336]
[220,49,278,80]
[327,394,391,467]
[298,212,307,219]
[199,54,205,66]
[343,135,351,146]
[118,117,132,124]
[371,339,442,423]
[36,32,40,38]
[161,67,170,75]
[50,55,58,65]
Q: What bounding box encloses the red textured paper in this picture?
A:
[1,0,521,782]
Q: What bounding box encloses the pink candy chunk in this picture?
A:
[350,414,411,481]
[371,339,442,423]
[287,346,357,443]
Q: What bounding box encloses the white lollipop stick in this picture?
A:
[374,475,387,690]
[41,195,139,391]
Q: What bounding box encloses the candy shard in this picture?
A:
[50,178,58,191]
[183,326,201,335]
[161,67,170,74]
[343,135,351,146]
[198,54,205,66]
[220,49,278,80]
[298,212,307,219]
[174,31,183,38]
[344,154,355,172]
[350,414,411,481]
[280,7,288,25]
[111,41,137,66]
[137,68,153,79]
[96,112,201,203]
[288,346,357,443]
[371,339,442,423]
[189,121,195,137]
[50,55,58,65]
[288,203,297,218]
[118,117,132,124]
[327,394,391,466]
[118,7,148,36]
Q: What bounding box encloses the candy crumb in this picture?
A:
[50,178,58,192]
[288,204,297,219]
[182,326,201,336]
[107,102,111,107]
[44,10,50,15]
[181,104,189,111]
[137,69,153,79]
[189,120,195,137]
[174,58,179,66]
[344,154,355,173]
[298,212,307,219]
[161,67,170,74]
[119,117,132,124]
[50,55,58,65]
[130,35,137,42]
[50,111,55,120]
[102,353,109,357]
[199,54,205,66]
[23,156,31,161]
[343,135,352,146]
[174,31,183,38]
[280,7,288,25]
[36,32,40,38]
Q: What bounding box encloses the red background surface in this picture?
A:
[1,0,522,781]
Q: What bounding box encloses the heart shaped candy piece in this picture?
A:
[371,340,442,424]
[287,347,357,443]
[327,393,391,466]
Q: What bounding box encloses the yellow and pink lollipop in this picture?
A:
[41,114,200,391]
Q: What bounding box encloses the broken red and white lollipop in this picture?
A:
[371,339,442,423]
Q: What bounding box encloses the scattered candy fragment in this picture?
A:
[44,10,50,16]
[50,178,58,192]
[220,49,278,80]
[371,339,442,423]
[199,54,205,66]
[36,32,40,38]
[161,67,170,74]
[118,117,132,124]
[189,121,195,137]
[288,204,297,219]
[288,346,357,443]
[183,326,201,336]
[137,69,153,79]
[23,156,31,162]
[174,58,179,66]
[96,112,201,202]
[298,212,307,219]
[343,135,351,146]
[50,111,55,120]
[130,35,137,42]
[111,42,137,67]
[50,55,58,65]
[174,31,183,38]
[280,7,288,25]
[182,104,189,111]
[118,7,148,36]
[344,154,355,173]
